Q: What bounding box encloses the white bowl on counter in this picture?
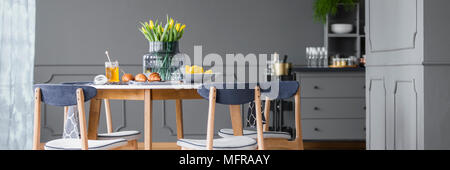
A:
[331,24,353,34]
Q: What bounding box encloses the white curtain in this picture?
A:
[0,0,36,150]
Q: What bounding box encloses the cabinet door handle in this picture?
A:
[363,106,367,110]
[314,107,320,111]
[314,128,320,132]
[313,86,319,90]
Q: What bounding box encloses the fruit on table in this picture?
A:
[185,65,190,74]
[185,65,212,74]
[122,73,135,82]
[135,74,148,82]
[148,72,162,82]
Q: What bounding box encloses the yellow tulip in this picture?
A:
[141,27,147,33]
[169,18,174,29]
[180,24,186,31]
[149,20,155,29]
[160,26,164,33]
[175,23,181,32]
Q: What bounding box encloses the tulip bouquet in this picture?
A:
[139,15,186,42]
[139,15,187,81]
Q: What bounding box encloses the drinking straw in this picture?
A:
[105,50,112,63]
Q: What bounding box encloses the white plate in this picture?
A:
[128,81,181,85]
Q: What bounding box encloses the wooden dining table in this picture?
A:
[87,83,245,150]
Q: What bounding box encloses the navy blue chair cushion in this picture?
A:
[197,83,256,105]
[34,84,97,107]
[197,81,299,105]
[260,81,299,100]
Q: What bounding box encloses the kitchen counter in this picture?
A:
[292,66,366,73]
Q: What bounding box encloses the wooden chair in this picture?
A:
[61,82,140,150]
[97,99,140,150]
[176,83,265,150]
[218,81,304,150]
[33,84,128,150]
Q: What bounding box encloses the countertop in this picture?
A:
[292,66,366,73]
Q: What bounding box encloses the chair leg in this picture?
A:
[33,88,42,150]
[264,98,271,132]
[64,106,69,128]
[76,88,89,150]
[294,87,304,150]
[254,86,265,150]
[206,87,217,150]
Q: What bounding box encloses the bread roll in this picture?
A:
[135,74,148,82]
[122,74,134,82]
[148,72,161,82]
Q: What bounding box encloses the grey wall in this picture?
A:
[36,0,323,67]
[34,0,323,142]
[423,0,450,149]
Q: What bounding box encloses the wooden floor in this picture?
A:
[139,141,366,150]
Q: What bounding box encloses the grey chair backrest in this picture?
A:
[33,84,97,107]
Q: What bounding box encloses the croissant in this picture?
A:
[135,74,148,82]
[148,72,161,82]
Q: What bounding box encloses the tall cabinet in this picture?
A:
[366,0,450,150]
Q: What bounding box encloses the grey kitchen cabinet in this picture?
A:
[301,75,365,98]
[366,0,450,150]
[296,71,366,141]
[302,119,366,140]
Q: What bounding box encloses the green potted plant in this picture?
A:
[313,0,359,24]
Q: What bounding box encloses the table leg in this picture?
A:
[229,105,243,136]
[87,99,102,140]
[176,99,184,139]
[104,99,113,133]
[144,89,153,150]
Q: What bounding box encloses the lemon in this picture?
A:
[185,65,206,74]
[205,70,213,74]
[185,65,191,74]
[191,65,204,74]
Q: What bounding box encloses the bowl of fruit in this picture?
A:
[183,65,217,83]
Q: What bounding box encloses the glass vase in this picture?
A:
[143,41,185,81]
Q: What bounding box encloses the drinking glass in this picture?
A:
[322,47,329,67]
[105,61,120,83]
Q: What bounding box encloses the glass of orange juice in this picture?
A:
[105,61,120,83]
